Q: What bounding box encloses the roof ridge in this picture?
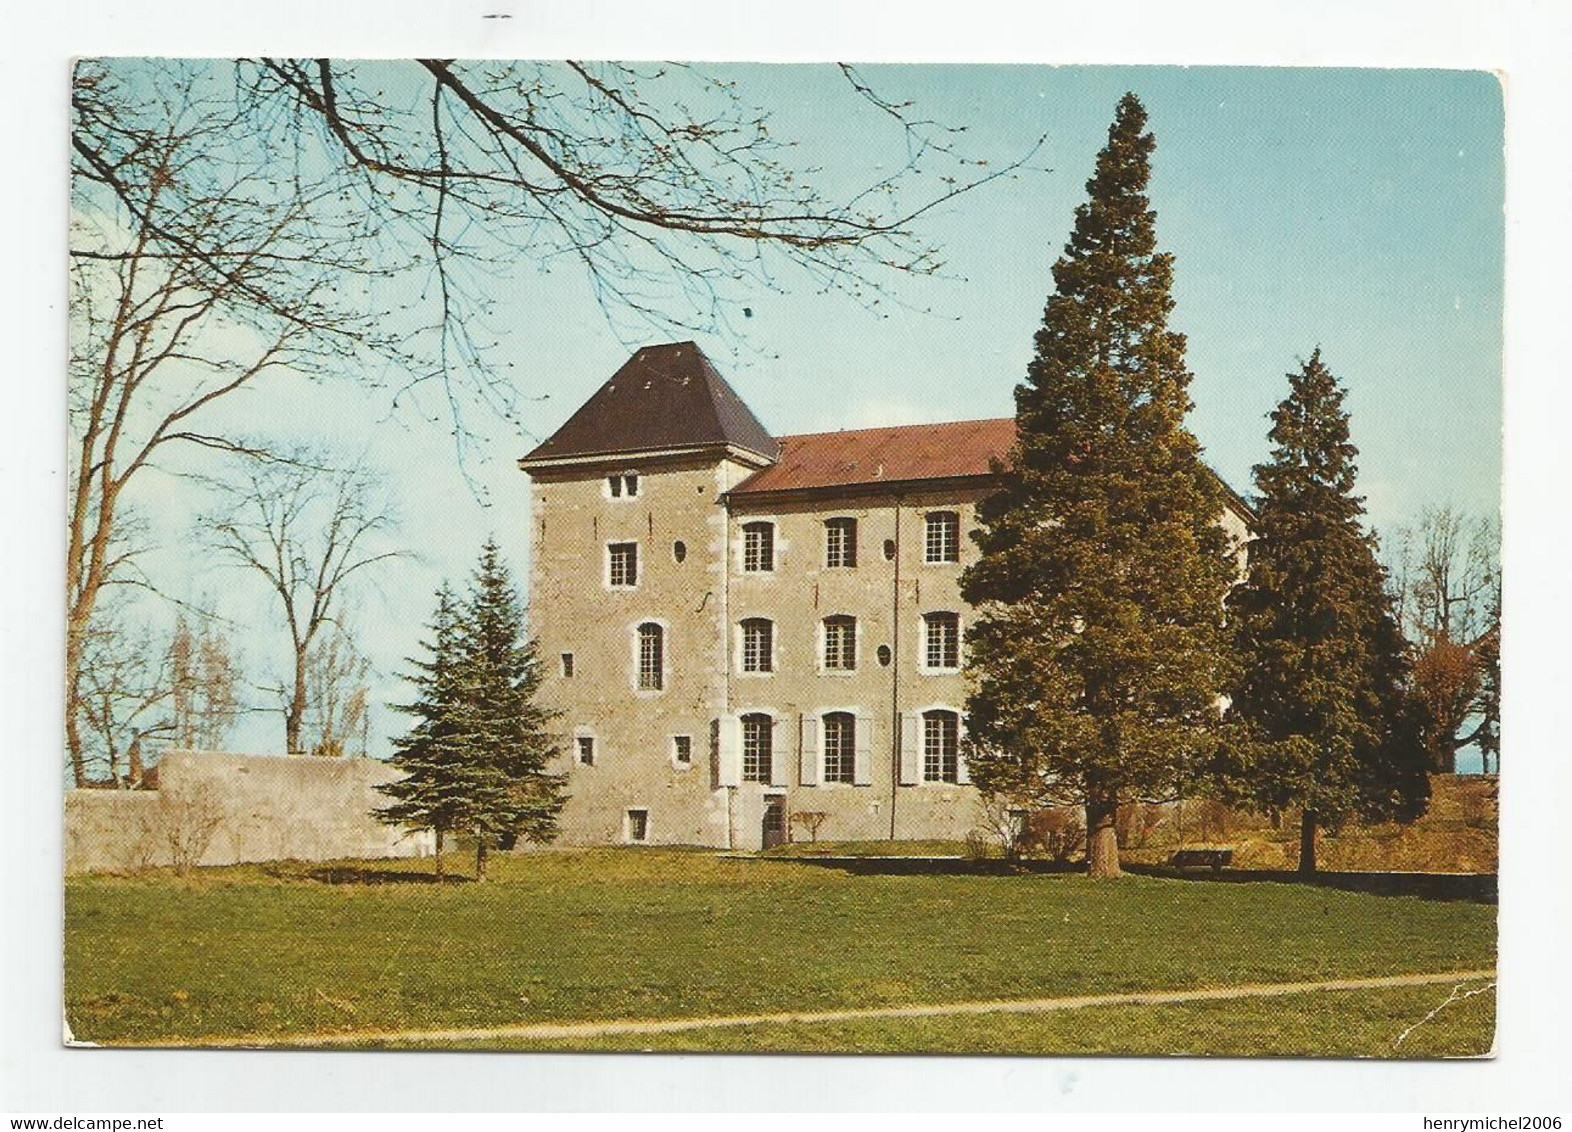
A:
[775,416,1016,442]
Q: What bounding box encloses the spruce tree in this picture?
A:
[375,585,476,880]
[1221,350,1428,873]
[961,93,1236,878]
[458,538,566,881]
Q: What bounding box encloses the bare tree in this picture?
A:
[168,614,242,752]
[304,623,373,758]
[207,458,399,755]
[1391,506,1501,773]
[75,607,173,787]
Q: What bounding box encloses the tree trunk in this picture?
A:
[1085,797,1122,878]
[475,835,488,883]
[286,646,308,755]
[64,678,88,788]
[434,828,444,880]
[1299,811,1318,876]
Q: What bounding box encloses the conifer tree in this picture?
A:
[1221,350,1428,873]
[375,585,475,880]
[459,538,567,881]
[961,93,1237,878]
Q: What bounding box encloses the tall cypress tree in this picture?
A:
[961,93,1236,878]
[460,538,566,881]
[375,585,476,879]
[1222,350,1428,873]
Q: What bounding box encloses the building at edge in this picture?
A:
[520,341,1254,851]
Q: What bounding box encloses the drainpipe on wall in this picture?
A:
[889,494,903,840]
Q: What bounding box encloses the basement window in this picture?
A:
[626,809,649,843]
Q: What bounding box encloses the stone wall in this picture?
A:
[64,750,434,874]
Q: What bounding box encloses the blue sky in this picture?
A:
[121,63,1504,761]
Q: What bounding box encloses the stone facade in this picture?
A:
[521,343,1252,851]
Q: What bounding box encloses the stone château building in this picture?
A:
[520,342,1252,850]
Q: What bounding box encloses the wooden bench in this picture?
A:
[1169,848,1233,874]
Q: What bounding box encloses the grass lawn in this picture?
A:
[64,849,1496,1055]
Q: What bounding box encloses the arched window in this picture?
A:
[823,615,857,670]
[742,521,775,572]
[741,713,773,782]
[923,611,961,670]
[922,710,960,783]
[740,618,774,673]
[636,622,664,690]
[822,712,856,783]
[824,517,858,568]
[924,511,960,563]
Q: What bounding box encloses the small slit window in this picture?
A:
[560,652,574,678]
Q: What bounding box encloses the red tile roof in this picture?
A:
[729,418,1017,496]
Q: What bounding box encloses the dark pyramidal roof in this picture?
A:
[522,342,780,465]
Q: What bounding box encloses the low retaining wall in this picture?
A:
[65,750,434,874]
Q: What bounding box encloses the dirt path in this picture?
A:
[135,968,1496,1048]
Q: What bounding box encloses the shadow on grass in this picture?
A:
[307,866,473,886]
[764,856,1496,903]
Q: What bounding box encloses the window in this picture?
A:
[742,521,775,572]
[673,735,692,765]
[741,713,773,782]
[922,710,960,783]
[823,615,857,671]
[626,808,649,842]
[576,736,596,766]
[673,540,687,563]
[925,511,960,563]
[608,473,639,498]
[877,644,892,667]
[825,518,858,568]
[637,623,664,691]
[883,538,897,561]
[924,611,961,670]
[741,618,774,673]
[608,542,638,587]
[560,652,575,678]
[822,712,856,784]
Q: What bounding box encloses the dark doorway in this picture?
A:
[762,796,787,850]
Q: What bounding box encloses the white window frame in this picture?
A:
[635,621,665,692]
[740,712,774,783]
[924,510,961,564]
[821,614,858,673]
[821,711,857,784]
[739,617,775,675]
[920,611,962,673]
[607,541,639,589]
[921,709,962,784]
[824,517,858,569]
[741,520,777,573]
